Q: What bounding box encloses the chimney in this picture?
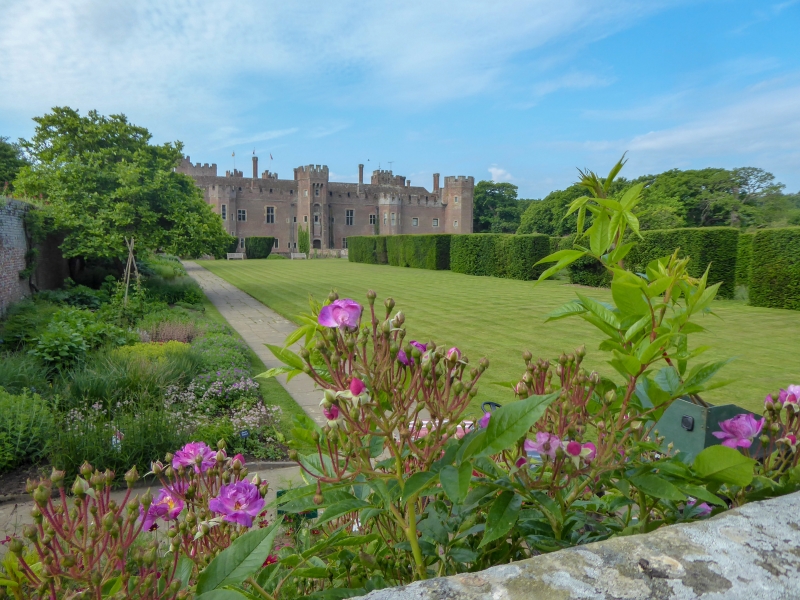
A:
[406,180,410,187]
[252,156,258,179]
[358,164,364,185]
[433,173,440,192]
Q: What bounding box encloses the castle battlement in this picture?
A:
[294,165,329,179]
[445,175,474,185]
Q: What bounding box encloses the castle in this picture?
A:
[176,156,474,253]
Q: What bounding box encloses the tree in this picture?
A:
[0,136,27,192]
[14,107,233,266]
[472,181,526,233]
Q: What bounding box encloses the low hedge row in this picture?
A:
[450,234,551,280]
[244,237,275,259]
[386,235,451,270]
[736,233,754,288]
[557,234,611,287]
[749,227,800,310]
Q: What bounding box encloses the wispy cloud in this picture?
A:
[307,123,351,139]
[212,128,299,150]
[488,166,514,182]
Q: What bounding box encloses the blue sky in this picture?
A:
[1,0,798,197]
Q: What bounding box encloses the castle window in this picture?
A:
[391,213,396,226]
[237,209,247,221]
[455,196,459,204]
[293,216,297,223]
[369,214,377,225]
[238,187,242,191]
[304,190,308,197]
[314,214,319,223]
[266,206,275,224]
[329,191,333,197]
[347,192,350,198]
[342,237,348,249]
[330,215,335,223]
[346,209,354,226]
[290,190,293,195]
[304,215,308,223]
[315,188,320,197]
[432,218,439,228]
[412,217,419,227]
[383,212,387,225]
[269,188,273,193]
[221,205,227,221]
[273,238,279,249]
[239,237,245,249]
[454,220,458,228]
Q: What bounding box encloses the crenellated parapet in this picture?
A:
[294,165,330,180]
[175,156,218,177]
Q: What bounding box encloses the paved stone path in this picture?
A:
[182,261,325,426]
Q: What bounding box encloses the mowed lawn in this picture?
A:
[198,259,800,416]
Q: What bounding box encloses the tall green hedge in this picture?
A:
[348,236,388,265]
[749,227,800,310]
[736,232,754,288]
[450,234,551,280]
[244,237,275,259]
[385,235,451,270]
[626,227,739,299]
[557,234,611,287]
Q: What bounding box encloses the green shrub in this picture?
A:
[0,388,53,472]
[49,406,187,479]
[558,234,611,287]
[0,299,60,350]
[0,353,49,394]
[267,254,287,260]
[736,232,755,288]
[37,284,109,310]
[385,235,451,270]
[348,236,388,265]
[111,341,191,361]
[298,225,310,255]
[549,236,561,255]
[450,234,551,280]
[143,275,204,305]
[626,227,739,298]
[244,237,275,259]
[749,227,800,310]
[29,308,135,368]
[191,332,252,372]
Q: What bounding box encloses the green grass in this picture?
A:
[199,295,307,431]
[197,259,800,416]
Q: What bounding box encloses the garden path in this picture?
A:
[182,261,326,426]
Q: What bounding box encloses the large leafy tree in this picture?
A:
[0,136,27,192]
[14,107,233,261]
[472,181,527,233]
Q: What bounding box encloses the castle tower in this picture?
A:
[443,175,474,234]
[293,165,330,250]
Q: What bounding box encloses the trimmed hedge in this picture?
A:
[450,234,551,280]
[626,227,739,299]
[736,232,754,288]
[348,236,388,265]
[749,227,800,310]
[549,236,561,256]
[385,235,451,270]
[244,237,275,259]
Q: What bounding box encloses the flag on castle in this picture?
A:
[231,151,235,157]
[270,153,273,160]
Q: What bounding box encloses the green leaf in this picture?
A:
[448,547,478,563]
[693,445,756,487]
[255,366,295,380]
[544,300,586,322]
[534,248,586,266]
[682,359,733,393]
[612,350,641,377]
[676,484,726,507]
[611,279,649,318]
[266,344,305,370]
[619,182,643,209]
[623,314,651,343]
[196,521,281,594]
[195,591,251,600]
[317,498,371,526]
[402,471,439,502]
[589,211,611,256]
[577,294,620,329]
[608,241,635,264]
[654,366,681,395]
[440,462,472,504]
[474,392,559,457]
[629,474,686,502]
[479,491,522,547]
[176,557,194,590]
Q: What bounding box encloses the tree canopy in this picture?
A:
[472,181,529,233]
[518,166,800,236]
[13,107,234,260]
[0,136,27,192]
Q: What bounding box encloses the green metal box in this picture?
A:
[656,398,760,463]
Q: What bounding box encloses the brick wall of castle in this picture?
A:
[176,157,474,253]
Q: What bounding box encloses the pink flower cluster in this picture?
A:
[318,299,362,330]
[713,413,765,449]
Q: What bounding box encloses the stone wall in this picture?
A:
[359,491,800,599]
[0,198,69,316]
[0,199,30,316]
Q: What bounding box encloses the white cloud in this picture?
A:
[0,0,678,119]
[307,123,351,139]
[212,128,299,150]
[488,166,513,182]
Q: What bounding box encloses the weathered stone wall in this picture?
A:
[0,199,29,316]
[359,491,800,599]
